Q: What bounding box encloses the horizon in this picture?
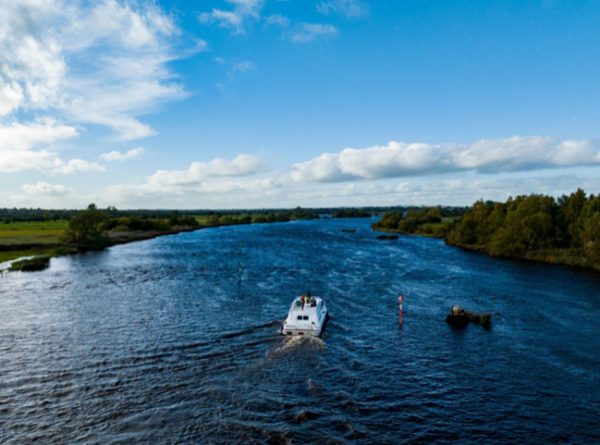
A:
[2,0,600,209]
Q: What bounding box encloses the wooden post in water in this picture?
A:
[398,295,404,326]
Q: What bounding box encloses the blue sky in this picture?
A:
[1,0,600,208]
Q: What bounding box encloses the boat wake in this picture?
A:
[268,335,326,359]
[220,320,282,339]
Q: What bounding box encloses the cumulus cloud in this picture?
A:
[0,0,188,143]
[317,0,370,18]
[105,177,281,208]
[148,154,266,187]
[95,154,275,207]
[23,182,72,196]
[0,119,78,152]
[0,119,78,173]
[291,23,337,42]
[0,81,24,116]
[100,147,144,161]
[290,137,600,183]
[53,159,106,174]
[199,0,264,34]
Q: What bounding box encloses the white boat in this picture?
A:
[281,296,328,336]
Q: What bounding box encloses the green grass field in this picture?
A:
[0,248,56,264]
[0,220,68,246]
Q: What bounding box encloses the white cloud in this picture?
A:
[0,119,78,152]
[0,0,188,142]
[148,154,266,187]
[0,119,78,173]
[199,0,264,34]
[264,14,290,27]
[232,61,256,73]
[290,137,600,183]
[291,23,337,43]
[23,182,72,196]
[0,81,24,116]
[105,177,280,207]
[100,147,144,162]
[0,149,60,174]
[53,159,106,174]
[317,0,369,18]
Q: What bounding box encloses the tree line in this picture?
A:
[373,207,462,237]
[332,208,372,218]
[59,205,321,249]
[374,189,600,267]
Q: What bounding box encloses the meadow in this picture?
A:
[0,221,69,264]
[0,217,236,264]
[0,210,319,266]
[0,220,69,245]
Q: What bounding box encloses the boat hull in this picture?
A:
[280,326,323,336]
[280,312,328,337]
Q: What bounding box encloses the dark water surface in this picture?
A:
[1,219,600,444]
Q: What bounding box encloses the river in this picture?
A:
[1,218,599,444]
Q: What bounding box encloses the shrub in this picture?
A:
[60,204,110,249]
[581,212,600,262]
[9,256,51,272]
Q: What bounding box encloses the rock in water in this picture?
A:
[293,410,318,423]
[446,306,493,328]
[480,313,492,327]
[376,234,399,240]
[446,305,470,327]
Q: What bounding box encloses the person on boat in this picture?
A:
[307,291,312,301]
[300,294,305,309]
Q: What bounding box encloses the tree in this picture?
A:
[581,213,600,262]
[60,204,110,249]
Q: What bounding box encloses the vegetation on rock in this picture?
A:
[9,255,51,272]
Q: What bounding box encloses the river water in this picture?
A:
[1,218,599,444]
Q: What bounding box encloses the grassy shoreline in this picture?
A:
[0,220,265,268]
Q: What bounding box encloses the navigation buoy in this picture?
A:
[398,295,404,326]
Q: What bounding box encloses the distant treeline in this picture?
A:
[0,205,441,223]
[57,205,323,249]
[0,207,321,223]
[332,208,372,218]
[373,206,464,237]
[374,189,600,269]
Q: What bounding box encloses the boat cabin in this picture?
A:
[281,296,328,336]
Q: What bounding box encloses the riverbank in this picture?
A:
[373,226,600,272]
[0,220,254,269]
[446,242,600,271]
[372,226,444,239]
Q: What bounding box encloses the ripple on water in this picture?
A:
[1,219,600,444]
